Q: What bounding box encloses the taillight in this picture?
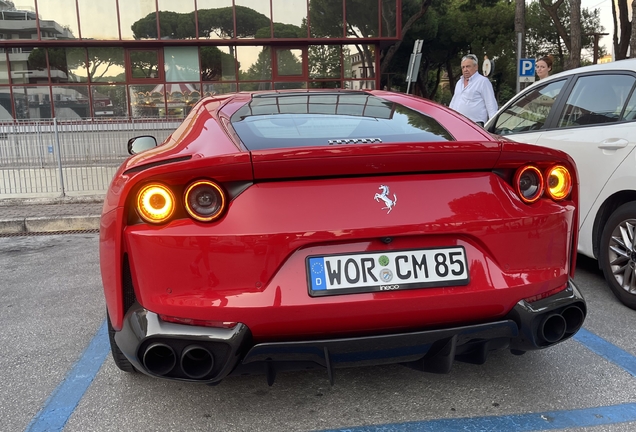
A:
[137,183,175,224]
[514,165,544,203]
[184,180,226,222]
[546,165,572,201]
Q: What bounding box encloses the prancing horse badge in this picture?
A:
[374,185,397,214]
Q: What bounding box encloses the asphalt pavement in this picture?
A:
[0,195,104,234]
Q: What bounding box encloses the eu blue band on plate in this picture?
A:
[309,257,327,291]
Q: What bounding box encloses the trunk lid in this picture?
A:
[250,141,502,180]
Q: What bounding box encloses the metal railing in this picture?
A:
[0,117,183,198]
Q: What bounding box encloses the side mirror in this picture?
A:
[127,135,157,155]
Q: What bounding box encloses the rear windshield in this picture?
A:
[230,93,455,150]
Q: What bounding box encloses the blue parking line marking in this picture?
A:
[318,403,636,432]
[574,328,636,377]
[25,320,109,432]
[317,328,636,432]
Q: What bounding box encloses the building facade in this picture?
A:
[0,0,400,120]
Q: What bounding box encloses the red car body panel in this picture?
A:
[99,90,584,383]
[123,171,574,341]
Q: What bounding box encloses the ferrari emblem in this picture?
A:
[374,185,397,214]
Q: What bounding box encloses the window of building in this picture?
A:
[0,50,8,84]
[9,47,48,84]
[309,45,341,80]
[129,84,165,118]
[52,85,90,119]
[0,0,37,40]
[0,86,12,119]
[77,0,119,40]
[13,86,52,119]
[164,82,201,117]
[91,85,128,117]
[346,0,378,38]
[158,0,196,39]
[381,0,397,37]
[128,49,162,81]
[120,0,158,40]
[36,0,80,40]
[343,44,375,82]
[237,46,271,84]
[48,48,88,83]
[197,0,234,39]
[203,82,236,96]
[164,47,200,82]
[200,46,237,81]
[275,48,303,77]
[88,47,125,83]
[235,0,271,39]
[309,0,343,38]
[272,0,307,38]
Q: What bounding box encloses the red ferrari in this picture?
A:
[100,90,585,385]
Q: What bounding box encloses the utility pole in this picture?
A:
[515,0,525,93]
[586,32,609,63]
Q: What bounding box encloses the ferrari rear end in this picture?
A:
[100,90,585,385]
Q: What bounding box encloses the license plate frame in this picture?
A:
[306,246,469,297]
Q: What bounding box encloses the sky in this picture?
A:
[581,0,615,55]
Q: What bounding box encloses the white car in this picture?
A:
[486,58,636,309]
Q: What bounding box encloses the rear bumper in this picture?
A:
[114,279,586,384]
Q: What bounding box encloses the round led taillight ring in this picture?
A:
[514,165,544,204]
[136,184,176,224]
[545,165,572,201]
[184,180,226,222]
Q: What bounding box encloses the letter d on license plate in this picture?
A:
[307,246,469,297]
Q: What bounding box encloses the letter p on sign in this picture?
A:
[519,58,536,83]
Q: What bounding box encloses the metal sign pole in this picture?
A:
[406,40,423,94]
[516,32,522,93]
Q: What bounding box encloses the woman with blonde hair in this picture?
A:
[536,55,553,80]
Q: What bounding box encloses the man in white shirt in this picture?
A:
[449,54,498,126]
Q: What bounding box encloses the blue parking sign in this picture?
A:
[519,58,536,83]
[519,59,535,77]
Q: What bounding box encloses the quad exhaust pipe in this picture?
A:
[142,342,214,379]
[180,345,214,379]
[538,305,585,345]
[143,343,176,376]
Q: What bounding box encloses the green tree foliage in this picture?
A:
[28,47,125,83]
[384,0,603,104]
[383,0,515,103]
[132,6,273,40]
[308,0,343,37]
[200,47,237,81]
[234,6,271,38]
[239,48,273,90]
[526,1,604,69]
[131,10,196,39]
[197,7,234,38]
[276,49,303,76]
[309,45,341,79]
[309,0,380,77]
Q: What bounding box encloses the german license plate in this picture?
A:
[307,246,469,297]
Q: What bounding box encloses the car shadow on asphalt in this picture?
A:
[577,253,603,276]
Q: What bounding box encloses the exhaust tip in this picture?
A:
[540,314,567,343]
[181,345,214,379]
[143,343,176,376]
[562,306,585,334]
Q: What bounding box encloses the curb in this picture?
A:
[0,195,105,207]
[0,215,101,234]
